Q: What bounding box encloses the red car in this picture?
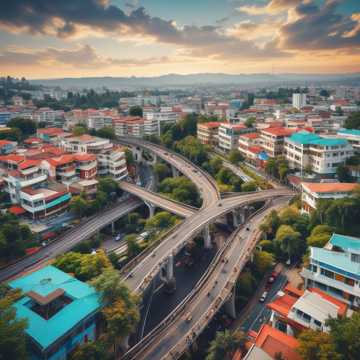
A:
[268,271,279,284]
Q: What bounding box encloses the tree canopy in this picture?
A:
[344,112,360,130]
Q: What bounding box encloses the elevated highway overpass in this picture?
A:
[124,197,291,360]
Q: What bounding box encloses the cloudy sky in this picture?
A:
[0,0,359,78]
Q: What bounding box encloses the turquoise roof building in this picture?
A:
[9,266,101,360]
[301,233,360,308]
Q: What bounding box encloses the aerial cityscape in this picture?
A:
[1,1,360,360]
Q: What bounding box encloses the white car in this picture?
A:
[114,233,122,241]
[259,291,268,303]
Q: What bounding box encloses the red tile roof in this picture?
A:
[37,128,65,136]
[255,324,301,360]
[0,154,25,163]
[73,153,96,162]
[267,293,298,317]
[198,122,224,129]
[18,159,40,170]
[239,133,259,139]
[8,206,26,215]
[24,137,43,144]
[0,140,14,146]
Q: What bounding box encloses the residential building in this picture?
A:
[87,114,113,131]
[9,266,100,360]
[285,131,353,175]
[197,122,223,146]
[218,123,253,151]
[37,128,71,145]
[268,284,349,336]
[61,134,112,154]
[113,116,144,138]
[238,132,261,159]
[260,127,294,158]
[96,147,128,180]
[246,324,301,360]
[0,139,17,154]
[292,93,307,110]
[70,179,98,199]
[0,111,11,125]
[337,129,360,153]
[301,233,360,307]
[144,109,178,136]
[301,182,358,213]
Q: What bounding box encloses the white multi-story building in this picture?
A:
[218,123,253,151]
[144,109,178,136]
[87,115,113,131]
[292,93,307,110]
[113,117,144,138]
[337,129,360,153]
[301,181,358,213]
[301,233,360,308]
[97,147,128,181]
[61,134,112,154]
[197,122,223,146]
[260,127,295,158]
[284,131,354,175]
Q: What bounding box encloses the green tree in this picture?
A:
[125,149,135,166]
[124,234,142,258]
[98,177,120,197]
[72,125,88,136]
[307,225,333,248]
[252,250,274,277]
[275,225,306,261]
[206,330,247,360]
[174,136,209,165]
[336,164,353,182]
[153,163,171,182]
[245,117,256,128]
[54,250,112,281]
[145,211,176,235]
[96,126,115,140]
[129,106,143,117]
[298,329,341,360]
[327,311,360,360]
[90,269,140,354]
[241,181,257,192]
[209,156,223,175]
[8,117,36,137]
[344,112,360,130]
[70,340,109,360]
[228,149,244,165]
[69,195,89,218]
[0,288,28,360]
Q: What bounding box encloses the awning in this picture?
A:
[8,206,26,215]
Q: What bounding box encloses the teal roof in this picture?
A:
[338,129,360,137]
[9,266,100,350]
[311,247,360,279]
[288,131,347,146]
[330,233,360,251]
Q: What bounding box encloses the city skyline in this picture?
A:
[0,0,360,79]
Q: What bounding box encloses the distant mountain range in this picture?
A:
[30,72,360,90]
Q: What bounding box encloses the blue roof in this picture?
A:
[288,131,347,146]
[330,233,360,251]
[258,151,269,161]
[311,247,360,279]
[338,129,360,137]
[9,266,100,350]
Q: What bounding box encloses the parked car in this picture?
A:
[114,233,122,242]
[259,291,268,303]
[268,270,279,284]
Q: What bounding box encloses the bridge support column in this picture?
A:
[145,201,155,218]
[203,225,212,249]
[160,254,176,293]
[120,335,130,351]
[171,166,180,178]
[111,221,115,235]
[224,286,236,319]
[133,149,143,163]
[232,208,245,228]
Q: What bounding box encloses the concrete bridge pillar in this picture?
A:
[171,166,180,178]
[203,225,212,249]
[145,201,155,218]
[120,335,130,351]
[111,221,116,235]
[133,148,143,163]
[232,208,245,228]
[224,286,237,319]
[160,254,176,293]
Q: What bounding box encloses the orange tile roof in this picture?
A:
[284,283,304,298]
[24,137,43,144]
[37,128,64,136]
[302,182,358,194]
[198,122,224,128]
[255,325,301,360]
[47,154,75,167]
[310,288,348,317]
[73,153,96,162]
[262,127,295,137]
[267,293,298,317]
[248,146,263,154]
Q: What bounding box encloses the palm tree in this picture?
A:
[206,330,247,360]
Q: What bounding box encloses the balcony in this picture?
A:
[301,268,360,297]
[19,174,47,188]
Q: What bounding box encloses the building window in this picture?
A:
[321,268,334,279]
